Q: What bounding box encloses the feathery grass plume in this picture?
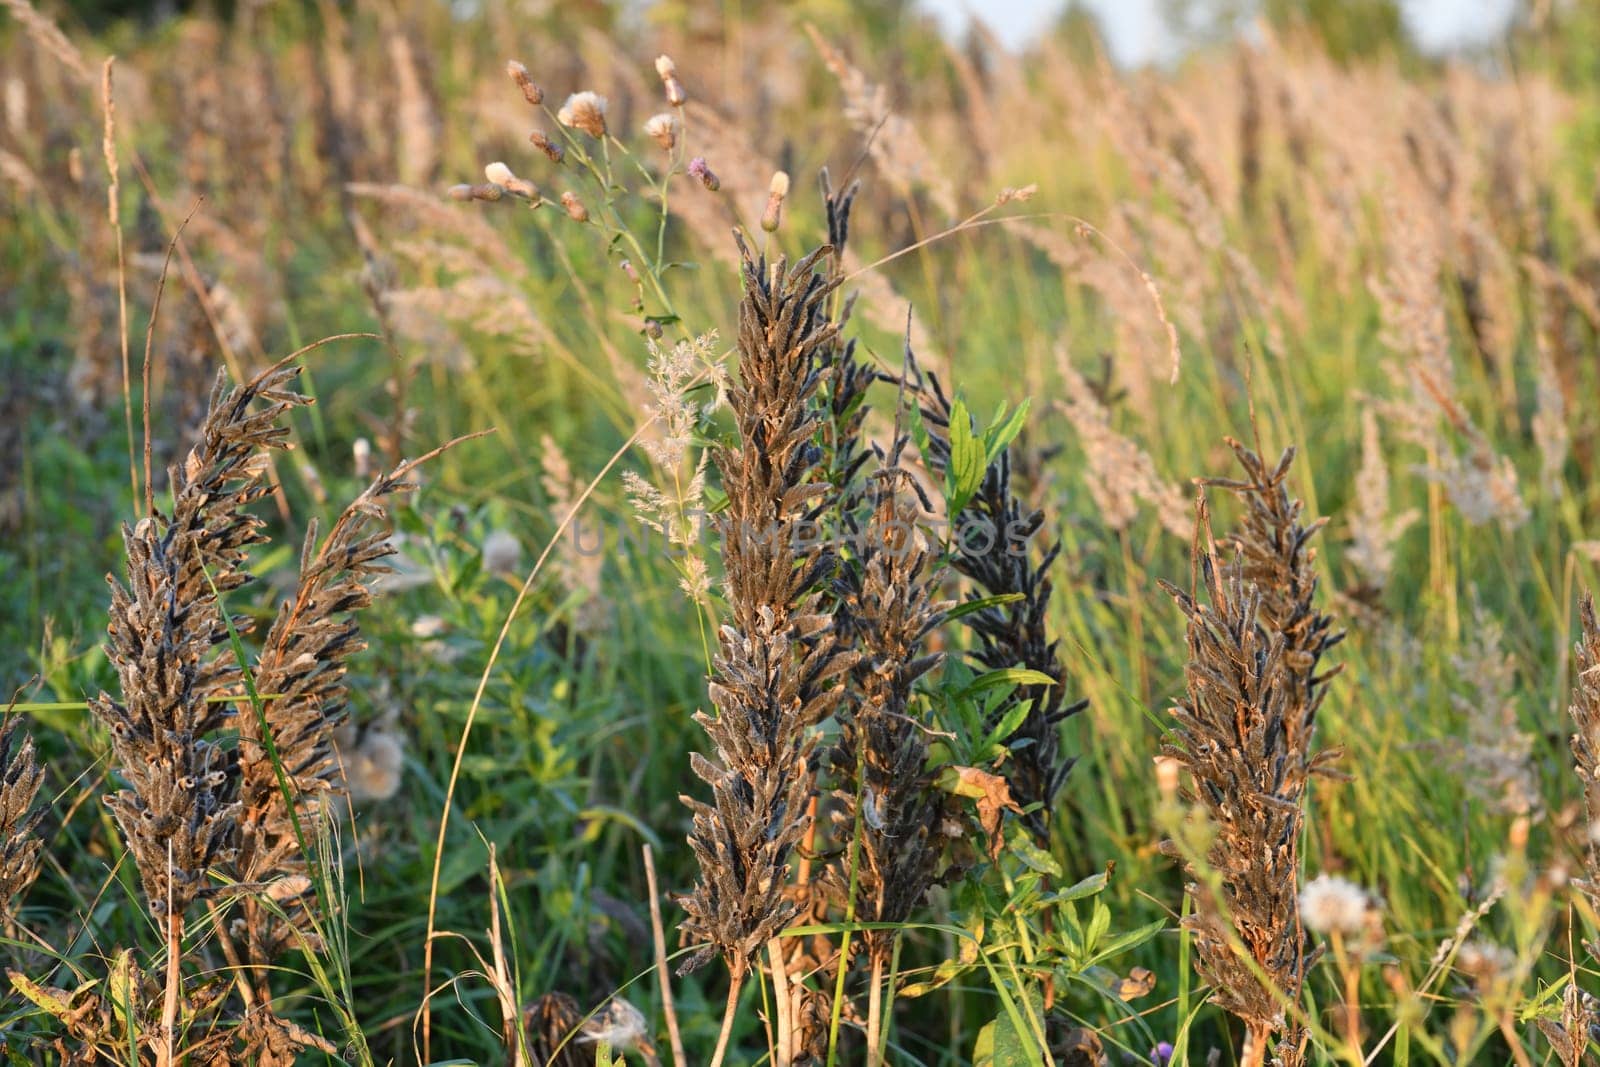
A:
[0,0,92,85]
[1056,347,1191,540]
[910,361,1082,845]
[622,332,724,606]
[826,440,950,1062]
[1532,325,1569,500]
[0,711,43,918]
[677,238,858,1009]
[1445,600,1538,818]
[805,25,957,220]
[1160,440,1343,1067]
[1345,408,1418,599]
[542,434,608,631]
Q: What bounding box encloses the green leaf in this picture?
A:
[1042,870,1109,905]
[972,989,1045,1067]
[908,396,931,461]
[8,973,82,1024]
[983,697,1034,748]
[946,592,1025,621]
[983,398,1031,467]
[1007,828,1062,878]
[1086,898,1112,954]
[959,667,1057,700]
[897,956,968,999]
[973,1019,997,1066]
[945,397,987,515]
[107,948,139,1040]
[1086,918,1167,967]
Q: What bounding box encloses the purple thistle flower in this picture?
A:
[687,156,720,191]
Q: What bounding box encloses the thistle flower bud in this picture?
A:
[655,54,686,106]
[688,156,719,191]
[484,161,538,201]
[761,170,790,232]
[644,112,677,152]
[447,183,475,202]
[1153,754,1180,797]
[529,130,565,163]
[560,191,588,222]
[557,91,608,138]
[506,60,543,106]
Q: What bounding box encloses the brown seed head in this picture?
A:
[529,129,565,163]
[557,91,608,138]
[655,54,686,105]
[506,60,543,106]
[644,112,677,152]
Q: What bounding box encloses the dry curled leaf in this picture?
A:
[941,765,1023,858]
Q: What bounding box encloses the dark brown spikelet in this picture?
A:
[91,362,308,922]
[677,236,858,978]
[1569,594,1600,918]
[912,365,1083,844]
[816,170,878,498]
[1159,440,1342,1067]
[0,713,44,915]
[827,447,950,965]
[227,464,419,1065]
[523,992,586,1067]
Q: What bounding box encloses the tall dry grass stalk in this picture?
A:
[1558,593,1600,1064]
[1161,440,1343,1067]
[826,439,950,1067]
[228,455,434,1063]
[82,355,455,1062]
[1569,595,1600,903]
[91,361,306,1062]
[677,236,857,1066]
[0,710,44,921]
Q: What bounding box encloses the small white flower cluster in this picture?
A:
[337,715,406,803]
[1298,874,1376,937]
[481,528,522,576]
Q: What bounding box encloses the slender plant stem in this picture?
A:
[643,845,687,1067]
[825,737,869,1067]
[1333,934,1362,1060]
[419,414,660,1060]
[158,908,182,1067]
[1244,1023,1269,1067]
[769,938,794,1067]
[1498,1012,1534,1067]
[865,957,885,1067]
[708,971,746,1067]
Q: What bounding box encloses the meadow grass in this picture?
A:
[2,0,1600,1063]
